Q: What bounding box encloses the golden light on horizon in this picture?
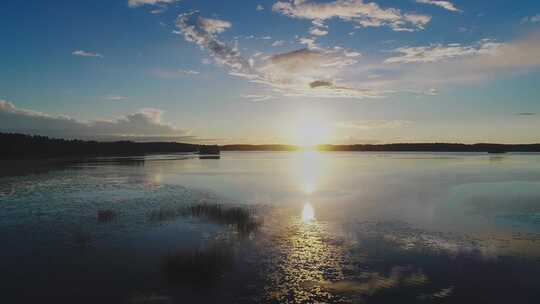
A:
[291,116,331,148]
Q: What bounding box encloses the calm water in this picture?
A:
[1,152,540,303]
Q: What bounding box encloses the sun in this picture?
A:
[291,117,331,148]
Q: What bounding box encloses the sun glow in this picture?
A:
[291,117,331,148]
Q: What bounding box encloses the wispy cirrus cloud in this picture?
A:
[0,100,195,141]
[151,68,200,79]
[197,17,232,34]
[175,11,381,99]
[105,95,129,101]
[415,0,461,13]
[72,50,103,58]
[521,14,540,24]
[336,120,413,130]
[272,0,432,32]
[375,31,540,89]
[127,0,177,8]
[175,8,540,101]
[384,40,500,64]
[176,12,252,73]
[241,94,277,102]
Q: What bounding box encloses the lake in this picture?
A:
[1,151,540,303]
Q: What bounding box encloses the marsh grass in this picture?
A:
[149,203,259,235]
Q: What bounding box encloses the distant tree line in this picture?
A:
[2,132,540,158]
[0,133,201,158]
[221,143,540,153]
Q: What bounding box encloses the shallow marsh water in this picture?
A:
[1,152,540,303]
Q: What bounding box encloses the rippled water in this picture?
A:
[1,152,540,303]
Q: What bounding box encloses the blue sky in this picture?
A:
[1,0,540,144]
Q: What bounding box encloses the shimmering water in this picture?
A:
[1,152,540,303]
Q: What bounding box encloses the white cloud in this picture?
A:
[309,27,329,36]
[241,94,277,102]
[105,95,129,101]
[128,0,177,7]
[384,40,500,64]
[197,17,232,34]
[272,0,431,32]
[256,4,264,11]
[72,50,103,58]
[0,100,193,141]
[150,8,166,14]
[375,32,540,89]
[272,40,286,47]
[336,120,413,130]
[522,14,540,24]
[415,0,460,13]
[179,69,200,75]
[151,68,200,78]
[176,12,383,99]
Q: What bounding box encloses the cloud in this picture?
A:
[72,50,103,58]
[522,14,540,24]
[151,68,200,78]
[374,31,540,89]
[176,11,382,99]
[272,40,286,47]
[515,112,535,116]
[336,120,413,130]
[150,8,166,14]
[309,26,329,36]
[255,47,382,98]
[176,12,252,73]
[105,95,129,101]
[272,0,431,32]
[384,40,500,64]
[415,0,460,12]
[0,100,192,141]
[256,4,264,11]
[241,94,277,102]
[128,0,177,7]
[197,17,232,34]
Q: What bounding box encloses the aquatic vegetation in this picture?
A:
[149,203,260,235]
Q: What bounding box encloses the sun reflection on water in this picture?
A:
[292,150,324,196]
[302,202,315,223]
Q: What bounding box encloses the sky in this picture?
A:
[1,0,540,145]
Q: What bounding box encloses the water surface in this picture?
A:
[1,152,540,303]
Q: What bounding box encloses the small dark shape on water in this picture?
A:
[199,155,220,160]
[97,209,117,223]
[198,145,221,155]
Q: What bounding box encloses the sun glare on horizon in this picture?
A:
[291,117,331,148]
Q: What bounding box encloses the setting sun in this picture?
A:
[291,117,331,147]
